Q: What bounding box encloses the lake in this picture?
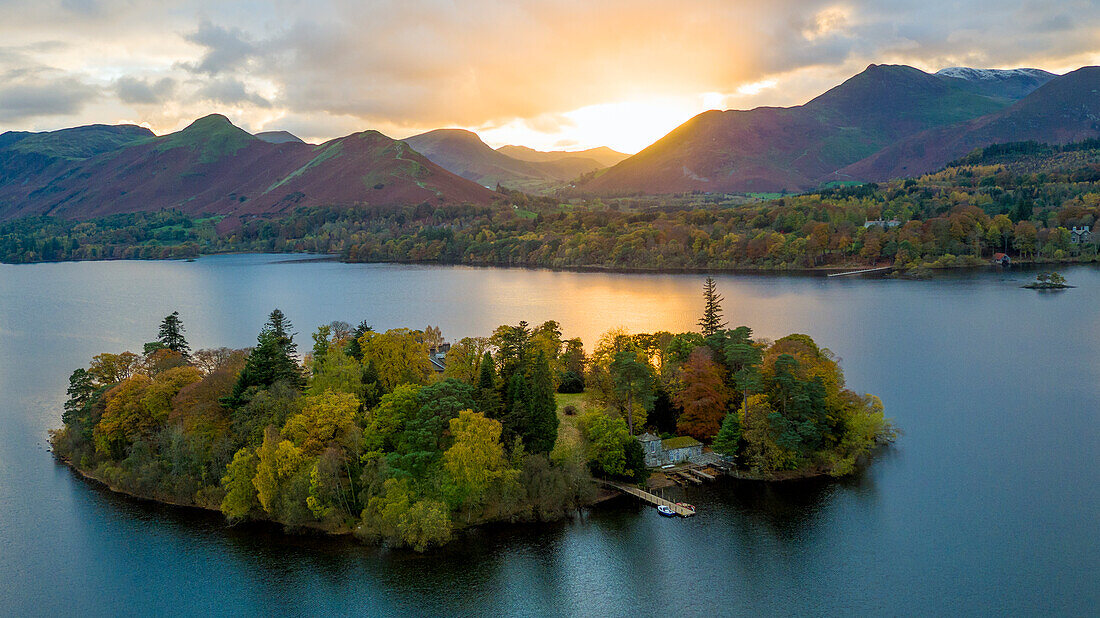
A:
[1,254,1097,615]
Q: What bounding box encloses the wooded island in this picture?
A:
[52,281,896,551]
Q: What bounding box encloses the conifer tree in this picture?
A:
[525,350,559,453]
[698,277,727,337]
[224,309,305,406]
[157,311,190,357]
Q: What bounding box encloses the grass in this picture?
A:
[554,392,592,454]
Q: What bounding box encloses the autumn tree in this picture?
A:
[675,347,730,441]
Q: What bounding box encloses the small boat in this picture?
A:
[676,502,696,515]
[657,505,676,517]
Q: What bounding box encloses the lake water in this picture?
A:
[1,254,1097,615]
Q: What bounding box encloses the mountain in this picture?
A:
[403,129,605,191]
[0,115,497,220]
[496,144,629,167]
[841,66,1100,181]
[934,67,1056,100]
[579,64,1056,194]
[254,130,305,144]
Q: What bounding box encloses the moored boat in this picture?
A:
[675,502,696,515]
[657,504,676,517]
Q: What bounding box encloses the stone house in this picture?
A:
[638,433,704,466]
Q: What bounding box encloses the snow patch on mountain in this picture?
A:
[936,67,1054,81]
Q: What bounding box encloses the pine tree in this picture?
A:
[158,311,190,357]
[698,277,727,337]
[713,412,743,457]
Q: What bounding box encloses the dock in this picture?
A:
[827,266,893,277]
[600,481,696,516]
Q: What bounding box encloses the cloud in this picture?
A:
[0,71,99,122]
[0,0,1098,147]
[194,77,271,108]
[115,76,177,104]
[181,19,256,76]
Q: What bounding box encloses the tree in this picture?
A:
[712,412,742,457]
[225,310,305,406]
[358,328,431,392]
[442,337,492,384]
[698,277,727,336]
[283,389,362,456]
[675,347,731,441]
[344,320,373,361]
[221,447,259,521]
[157,311,190,357]
[62,368,95,425]
[610,349,655,435]
[88,352,140,386]
[442,411,515,512]
[524,350,559,454]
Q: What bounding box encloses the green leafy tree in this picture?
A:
[220,447,260,520]
[524,350,559,453]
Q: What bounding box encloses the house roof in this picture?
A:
[993,252,1008,259]
[638,432,661,442]
[661,436,702,450]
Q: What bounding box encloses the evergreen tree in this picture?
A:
[503,371,530,446]
[524,350,559,453]
[698,277,727,337]
[157,311,190,357]
[475,352,501,418]
[345,320,373,361]
[62,368,94,426]
[713,412,743,457]
[224,309,305,406]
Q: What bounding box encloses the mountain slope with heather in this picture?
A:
[840,66,1100,181]
[579,64,1055,194]
[0,115,498,220]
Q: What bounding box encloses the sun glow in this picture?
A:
[477,96,720,155]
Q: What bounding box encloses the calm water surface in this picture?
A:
[1,255,1097,615]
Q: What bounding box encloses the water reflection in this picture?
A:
[2,256,1098,614]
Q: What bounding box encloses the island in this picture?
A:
[52,280,897,551]
[1022,271,1073,289]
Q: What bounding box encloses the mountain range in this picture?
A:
[1,63,1098,221]
[0,115,496,220]
[402,129,623,191]
[577,64,1069,195]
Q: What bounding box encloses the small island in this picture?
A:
[1022,271,1073,289]
[52,280,896,551]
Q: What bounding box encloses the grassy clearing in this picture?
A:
[554,392,592,454]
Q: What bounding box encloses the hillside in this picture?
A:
[579,64,1055,195]
[841,67,1100,181]
[403,129,605,191]
[254,130,305,144]
[497,144,629,167]
[0,116,498,220]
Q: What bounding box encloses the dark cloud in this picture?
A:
[0,72,99,121]
[115,76,176,104]
[182,20,256,76]
[195,77,270,108]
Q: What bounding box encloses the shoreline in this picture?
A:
[7,249,1098,277]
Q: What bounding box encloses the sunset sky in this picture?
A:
[1,0,1098,153]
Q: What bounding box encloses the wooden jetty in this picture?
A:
[601,481,696,517]
[686,467,715,482]
[827,266,893,278]
[674,471,702,485]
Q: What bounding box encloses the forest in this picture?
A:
[4,139,1100,271]
[52,282,894,550]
